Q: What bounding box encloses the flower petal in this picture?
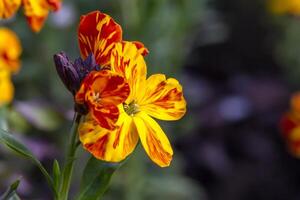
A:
[79,110,139,162]
[75,70,130,105]
[0,70,14,105]
[139,74,186,121]
[111,41,147,103]
[133,111,173,167]
[0,28,22,73]
[0,0,21,19]
[78,11,122,66]
[131,41,149,56]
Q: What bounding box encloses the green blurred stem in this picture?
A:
[59,112,81,200]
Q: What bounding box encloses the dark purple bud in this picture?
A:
[53,52,101,96]
[73,53,101,81]
[54,52,80,95]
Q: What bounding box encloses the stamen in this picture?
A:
[123,101,140,116]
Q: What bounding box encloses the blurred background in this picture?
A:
[2,0,300,199]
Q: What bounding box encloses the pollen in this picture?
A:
[123,101,140,116]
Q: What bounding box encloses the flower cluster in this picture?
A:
[280,93,300,157]
[0,28,22,106]
[269,0,300,15]
[54,11,186,167]
[0,0,61,32]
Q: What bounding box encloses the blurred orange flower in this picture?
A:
[0,28,22,105]
[280,93,300,157]
[0,0,62,32]
[0,0,21,18]
[79,42,186,167]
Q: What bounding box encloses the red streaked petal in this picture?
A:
[79,111,139,161]
[78,11,122,66]
[133,111,173,167]
[132,41,149,56]
[110,41,147,103]
[139,74,186,121]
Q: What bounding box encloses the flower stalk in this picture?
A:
[59,112,81,200]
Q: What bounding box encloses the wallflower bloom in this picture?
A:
[280,93,300,157]
[0,28,22,105]
[0,28,22,73]
[79,42,186,167]
[269,0,300,15]
[0,0,61,32]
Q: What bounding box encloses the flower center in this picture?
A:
[123,101,140,116]
[93,92,101,103]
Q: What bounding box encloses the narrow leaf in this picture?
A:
[52,159,61,191]
[76,157,122,200]
[0,129,56,196]
[0,179,21,200]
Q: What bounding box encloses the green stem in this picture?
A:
[59,112,82,200]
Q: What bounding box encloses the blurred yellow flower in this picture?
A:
[0,28,22,105]
[79,42,186,167]
[269,0,300,15]
[0,0,62,32]
[0,28,22,73]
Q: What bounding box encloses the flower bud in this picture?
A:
[53,52,80,95]
[54,52,100,95]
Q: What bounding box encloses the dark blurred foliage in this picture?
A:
[178,0,300,200]
[1,0,300,199]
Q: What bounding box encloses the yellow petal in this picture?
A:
[0,70,14,105]
[133,111,173,167]
[0,0,21,19]
[0,28,22,73]
[79,107,139,162]
[110,41,147,103]
[139,74,186,121]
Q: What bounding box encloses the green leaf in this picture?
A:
[52,159,61,191]
[76,157,122,200]
[0,128,56,196]
[0,179,21,200]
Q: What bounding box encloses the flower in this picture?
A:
[269,0,300,15]
[79,42,186,167]
[23,0,62,32]
[0,28,22,73]
[0,28,22,105]
[0,0,21,18]
[280,92,300,157]
[0,0,62,32]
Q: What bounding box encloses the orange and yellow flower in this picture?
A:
[269,0,300,15]
[0,0,21,19]
[0,28,22,105]
[78,42,186,167]
[0,0,61,32]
